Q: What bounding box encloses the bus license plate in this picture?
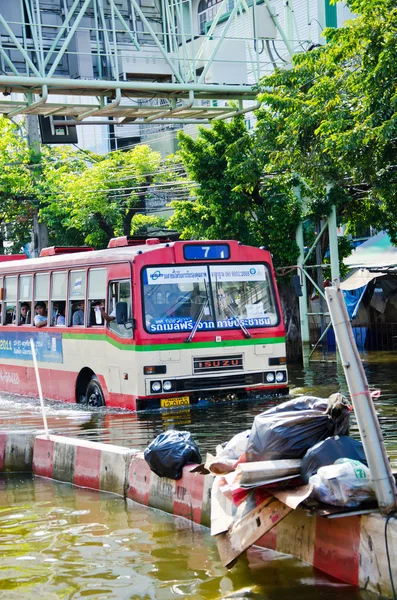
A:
[160,396,190,408]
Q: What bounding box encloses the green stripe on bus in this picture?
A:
[62,332,285,352]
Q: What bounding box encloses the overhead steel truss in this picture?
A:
[0,0,310,123]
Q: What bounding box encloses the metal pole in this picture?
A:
[0,74,258,96]
[30,338,49,438]
[316,219,326,359]
[26,115,48,257]
[325,284,397,515]
[295,185,310,365]
[328,203,340,284]
[296,223,310,365]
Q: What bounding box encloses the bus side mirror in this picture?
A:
[292,274,303,297]
[116,302,128,324]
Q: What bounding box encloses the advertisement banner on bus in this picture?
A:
[210,264,267,282]
[148,315,272,333]
[145,266,208,285]
[0,331,63,363]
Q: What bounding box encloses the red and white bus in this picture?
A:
[0,238,287,410]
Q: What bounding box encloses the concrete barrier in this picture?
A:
[0,431,37,472]
[0,432,395,598]
[127,453,212,527]
[33,434,135,496]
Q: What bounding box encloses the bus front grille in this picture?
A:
[175,372,265,391]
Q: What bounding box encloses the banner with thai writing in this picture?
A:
[0,331,63,363]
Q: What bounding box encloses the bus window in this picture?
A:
[34,273,49,327]
[142,267,213,334]
[210,264,279,329]
[4,276,17,325]
[87,268,106,327]
[18,275,32,325]
[50,272,67,327]
[69,270,86,326]
[107,280,133,338]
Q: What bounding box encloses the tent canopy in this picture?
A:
[344,232,397,269]
[340,268,385,291]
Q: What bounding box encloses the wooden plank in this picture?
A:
[215,495,292,567]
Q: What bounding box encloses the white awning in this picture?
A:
[344,232,397,269]
[340,268,386,291]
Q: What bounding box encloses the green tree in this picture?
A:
[44,145,167,248]
[0,118,36,253]
[168,117,301,269]
[167,117,302,357]
[256,0,397,239]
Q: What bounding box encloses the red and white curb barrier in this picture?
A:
[0,431,395,598]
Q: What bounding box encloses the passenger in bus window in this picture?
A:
[34,302,47,328]
[90,300,105,326]
[72,301,84,326]
[18,302,30,325]
[99,303,115,324]
[55,302,66,326]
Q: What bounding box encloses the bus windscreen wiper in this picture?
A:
[185,296,209,343]
[222,301,251,339]
[215,279,251,339]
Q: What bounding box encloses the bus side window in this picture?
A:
[34,273,49,327]
[50,272,67,327]
[88,268,106,327]
[107,280,133,338]
[18,275,32,325]
[68,270,86,327]
[4,276,17,326]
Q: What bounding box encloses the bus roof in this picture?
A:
[0,240,268,274]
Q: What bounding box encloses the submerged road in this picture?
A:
[0,353,395,599]
[0,351,396,463]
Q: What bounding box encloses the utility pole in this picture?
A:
[26,114,48,257]
[294,185,310,365]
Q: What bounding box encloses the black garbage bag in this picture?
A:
[245,394,351,462]
[300,435,368,483]
[144,429,202,480]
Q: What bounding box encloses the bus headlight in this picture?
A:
[266,372,275,383]
[276,371,286,383]
[163,380,173,392]
[151,381,162,393]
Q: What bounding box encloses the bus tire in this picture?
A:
[85,378,105,408]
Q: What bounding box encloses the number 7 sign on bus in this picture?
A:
[0,238,287,410]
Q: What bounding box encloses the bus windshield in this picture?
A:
[142,264,278,334]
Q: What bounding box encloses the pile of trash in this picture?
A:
[143,394,377,567]
[208,393,375,508]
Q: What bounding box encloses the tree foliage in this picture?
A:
[0,121,169,252]
[256,0,397,239]
[168,117,301,269]
[41,144,167,248]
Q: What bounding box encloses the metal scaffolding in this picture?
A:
[0,0,314,124]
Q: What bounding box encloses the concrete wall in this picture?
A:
[0,430,395,598]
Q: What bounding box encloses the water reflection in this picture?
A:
[0,475,376,600]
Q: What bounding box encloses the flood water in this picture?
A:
[0,352,395,599]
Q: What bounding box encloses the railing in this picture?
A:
[309,323,397,353]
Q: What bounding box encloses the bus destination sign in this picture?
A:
[183,244,230,261]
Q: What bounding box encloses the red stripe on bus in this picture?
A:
[127,456,151,505]
[33,437,55,478]
[74,446,101,490]
[313,515,361,585]
[173,466,204,524]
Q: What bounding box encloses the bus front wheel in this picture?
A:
[85,378,105,408]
